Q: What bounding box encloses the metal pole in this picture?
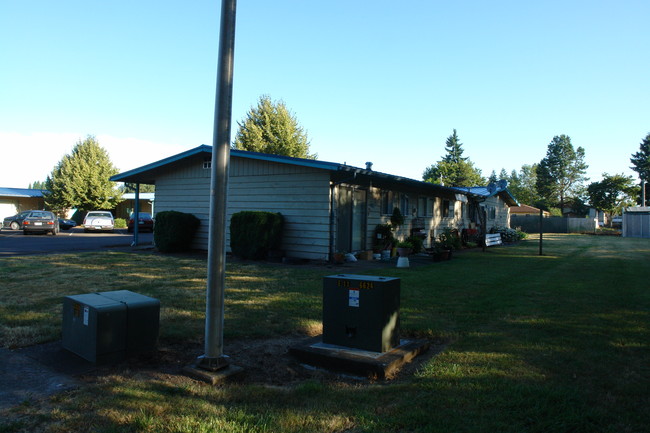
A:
[133,183,140,246]
[197,0,237,371]
[539,208,543,256]
[642,180,646,207]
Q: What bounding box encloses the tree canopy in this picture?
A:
[232,95,316,159]
[535,135,588,214]
[587,173,638,218]
[422,129,484,187]
[44,135,122,214]
[630,133,650,181]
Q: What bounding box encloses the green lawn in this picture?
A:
[1,234,649,432]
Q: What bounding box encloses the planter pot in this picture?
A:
[332,253,345,264]
[397,247,412,257]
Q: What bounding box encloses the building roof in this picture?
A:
[452,180,520,207]
[510,204,545,214]
[110,145,473,199]
[0,187,46,198]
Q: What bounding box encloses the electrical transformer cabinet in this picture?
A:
[62,290,160,363]
[322,274,400,353]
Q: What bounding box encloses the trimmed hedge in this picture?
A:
[154,211,201,253]
[230,211,283,260]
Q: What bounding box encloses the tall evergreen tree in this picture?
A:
[630,132,650,201]
[422,129,484,187]
[233,95,316,159]
[44,135,122,214]
[535,135,588,215]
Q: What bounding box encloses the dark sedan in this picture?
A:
[58,218,77,230]
[128,212,154,233]
[2,210,34,230]
[22,210,59,235]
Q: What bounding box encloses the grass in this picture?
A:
[1,234,649,432]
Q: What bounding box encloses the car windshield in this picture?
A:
[28,211,52,219]
[88,212,112,218]
[131,213,152,218]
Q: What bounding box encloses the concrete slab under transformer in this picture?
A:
[289,336,430,379]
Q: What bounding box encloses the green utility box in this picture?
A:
[322,274,400,353]
[62,290,160,363]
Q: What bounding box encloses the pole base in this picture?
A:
[194,354,230,372]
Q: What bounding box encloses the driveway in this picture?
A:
[0,227,153,256]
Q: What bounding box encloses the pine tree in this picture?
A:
[535,135,588,214]
[233,95,316,159]
[44,135,122,214]
[423,129,484,187]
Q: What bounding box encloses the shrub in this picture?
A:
[489,226,527,242]
[373,223,394,251]
[405,235,424,254]
[114,218,127,229]
[154,211,201,253]
[230,211,284,260]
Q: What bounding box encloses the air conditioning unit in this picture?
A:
[62,290,160,363]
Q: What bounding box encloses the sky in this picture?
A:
[1,1,649,191]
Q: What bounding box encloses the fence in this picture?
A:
[511,215,598,234]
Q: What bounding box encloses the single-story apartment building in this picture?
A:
[0,188,46,220]
[111,146,518,261]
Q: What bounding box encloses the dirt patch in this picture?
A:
[81,335,446,388]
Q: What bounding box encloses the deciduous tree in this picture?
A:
[587,174,638,220]
[44,135,122,214]
[233,95,316,159]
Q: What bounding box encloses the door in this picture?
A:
[336,186,367,252]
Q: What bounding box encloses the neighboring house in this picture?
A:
[509,204,551,217]
[0,187,46,220]
[111,146,519,261]
[114,193,155,219]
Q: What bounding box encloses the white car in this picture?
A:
[83,211,115,232]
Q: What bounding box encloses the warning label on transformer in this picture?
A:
[348,289,360,307]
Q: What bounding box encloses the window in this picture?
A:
[400,194,409,216]
[442,200,455,218]
[203,159,211,169]
[418,196,434,217]
[381,191,394,215]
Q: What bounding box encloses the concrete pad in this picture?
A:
[289,336,430,379]
[183,364,244,385]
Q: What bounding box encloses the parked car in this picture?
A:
[2,210,33,230]
[128,212,154,233]
[83,211,114,232]
[23,210,59,235]
[58,218,77,230]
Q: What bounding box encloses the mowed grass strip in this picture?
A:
[1,234,649,432]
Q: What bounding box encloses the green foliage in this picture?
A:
[437,228,462,250]
[404,235,424,253]
[630,132,650,182]
[229,211,284,260]
[373,223,394,250]
[390,207,404,228]
[114,218,127,229]
[121,183,155,193]
[489,225,527,242]
[535,135,588,213]
[28,180,46,190]
[423,130,484,187]
[233,95,316,159]
[153,211,200,253]
[44,135,122,214]
[587,173,638,217]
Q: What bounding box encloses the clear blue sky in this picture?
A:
[1,1,648,193]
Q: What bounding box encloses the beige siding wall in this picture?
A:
[153,155,332,260]
[482,195,511,230]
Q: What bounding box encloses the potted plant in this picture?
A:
[396,240,413,257]
[431,242,451,262]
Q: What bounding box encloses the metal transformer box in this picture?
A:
[62,290,160,363]
[322,274,400,353]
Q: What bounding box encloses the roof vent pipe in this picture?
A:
[365,162,373,170]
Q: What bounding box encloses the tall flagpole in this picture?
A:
[197,0,237,371]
